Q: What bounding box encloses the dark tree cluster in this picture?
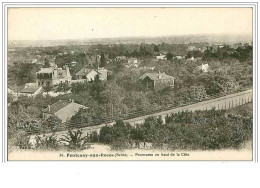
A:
[97,107,252,150]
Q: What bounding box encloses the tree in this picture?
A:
[140,116,164,147]
[43,57,50,68]
[154,45,159,53]
[55,82,71,93]
[110,137,131,150]
[8,62,37,86]
[41,115,62,132]
[43,85,52,95]
[139,43,151,57]
[101,83,125,116]
[99,125,113,143]
[166,52,173,60]
[71,82,89,94]
[70,108,89,125]
[189,85,208,102]
[34,133,60,150]
[90,75,105,102]
[111,120,133,141]
[100,51,106,68]
[7,93,15,104]
[125,50,130,57]
[60,129,91,150]
[130,125,145,149]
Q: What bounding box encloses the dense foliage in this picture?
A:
[7,42,253,153]
[97,107,252,150]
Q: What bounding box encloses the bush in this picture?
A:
[34,133,61,150]
[88,131,99,143]
[164,109,253,150]
[110,137,131,151]
[15,132,32,150]
[60,129,91,151]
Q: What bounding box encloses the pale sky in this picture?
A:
[8,8,252,40]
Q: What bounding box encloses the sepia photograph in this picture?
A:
[4,5,255,161]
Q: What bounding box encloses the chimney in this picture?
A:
[48,105,50,112]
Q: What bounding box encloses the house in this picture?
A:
[8,88,18,102]
[71,79,86,84]
[200,47,208,53]
[75,67,92,79]
[160,50,168,55]
[128,58,138,64]
[126,58,139,68]
[42,100,87,123]
[36,61,45,66]
[139,72,175,90]
[70,61,77,67]
[197,63,209,73]
[75,67,108,81]
[189,57,195,61]
[31,59,37,64]
[36,65,72,87]
[8,88,16,96]
[156,55,167,60]
[8,85,24,96]
[114,56,127,61]
[187,46,197,51]
[138,66,156,71]
[97,68,108,80]
[175,55,185,60]
[218,45,225,49]
[19,83,42,97]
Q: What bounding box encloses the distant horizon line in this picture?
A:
[8,33,252,42]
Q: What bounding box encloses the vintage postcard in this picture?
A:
[4,4,256,161]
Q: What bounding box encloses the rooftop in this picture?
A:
[37,68,53,74]
[43,100,70,114]
[76,67,108,76]
[139,72,175,81]
[56,69,70,78]
[75,67,92,76]
[96,68,108,74]
[43,100,86,115]
[20,86,41,94]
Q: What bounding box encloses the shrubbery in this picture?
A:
[60,129,91,150]
[11,129,92,151]
[35,133,61,150]
[110,137,132,151]
[98,108,252,151]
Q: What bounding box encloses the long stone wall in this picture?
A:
[29,89,253,143]
[124,89,253,126]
